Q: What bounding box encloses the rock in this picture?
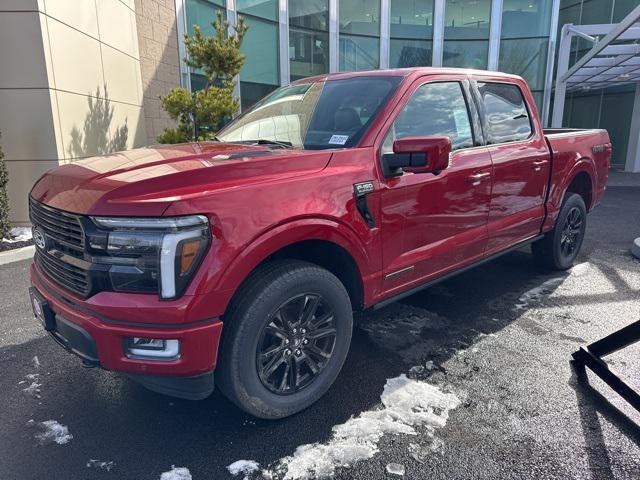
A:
[386,463,406,476]
[632,237,640,260]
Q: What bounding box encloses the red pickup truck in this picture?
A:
[28,68,610,418]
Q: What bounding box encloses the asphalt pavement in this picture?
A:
[1,174,639,480]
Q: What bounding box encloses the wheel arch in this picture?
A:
[564,168,594,211]
[544,159,596,233]
[215,219,372,316]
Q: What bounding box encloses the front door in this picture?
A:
[378,79,493,299]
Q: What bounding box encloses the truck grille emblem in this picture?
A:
[33,227,46,250]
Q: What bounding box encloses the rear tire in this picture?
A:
[217,260,353,419]
[532,193,587,270]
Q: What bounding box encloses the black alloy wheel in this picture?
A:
[532,192,587,270]
[217,260,353,419]
[256,293,336,395]
[559,206,583,260]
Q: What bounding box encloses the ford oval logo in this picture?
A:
[33,228,46,250]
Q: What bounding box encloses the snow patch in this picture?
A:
[409,360,436,376]
[386,463,405,476]
[87,459,116,472]
[159,466,192,480]
[515,277,564,309]
[228,460,260,478]
[32,356,40,368]
[262,375,460,479]
[22,373,41,397]
[1,227,32,243]
[570,262,590,276]
[408,438,444,462]
[34,420,72,445]
[23,381,41,397]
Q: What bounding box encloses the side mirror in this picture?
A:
[381,136,452,177]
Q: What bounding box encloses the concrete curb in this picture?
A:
[0,245,35,266]
[632,238,640,260]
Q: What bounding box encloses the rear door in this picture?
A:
[377,77,492,297]
[472,80,551,254]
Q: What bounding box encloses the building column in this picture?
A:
[432,0,445,67]
[174,0,191,90]
[625,84,640,173]
[541,0,561,127]
[329,0,339,72]
[379,0,390,69]
[226,0,241,108]
[487,0,503,70]
[278,0,289,85]
[551,24,573,127]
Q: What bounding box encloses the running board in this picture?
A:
[372,234,543,310]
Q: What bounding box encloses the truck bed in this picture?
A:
[543,128,600,136]
[542,127,611,232]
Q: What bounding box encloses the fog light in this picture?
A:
[125,337,180,360]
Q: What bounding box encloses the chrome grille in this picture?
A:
[29,199,84,253]
[30,199,89,296]
[35,251,89,296]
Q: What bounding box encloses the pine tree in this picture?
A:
[0,131,11,239]
[158,11,248,143]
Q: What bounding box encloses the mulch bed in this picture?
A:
[0,239,34,253]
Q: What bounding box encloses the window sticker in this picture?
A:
[328,134,349,145]
[452,109,472,141]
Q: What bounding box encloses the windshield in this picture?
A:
[217,76,403,150]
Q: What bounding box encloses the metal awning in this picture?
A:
[551,4,640,127]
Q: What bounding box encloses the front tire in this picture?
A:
[217,261,353,419]
[532,193,587,270]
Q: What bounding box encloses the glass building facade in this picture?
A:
[181,0,560,115]
[179,0,638,168]
[443,0,491,70]
[390,0,434,68]
[289,0,329,81]
[339,0,381,71]
[499,0,554,108]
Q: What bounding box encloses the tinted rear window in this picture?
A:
[477,82,532,144]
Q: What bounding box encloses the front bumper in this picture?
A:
[30,262,223,396]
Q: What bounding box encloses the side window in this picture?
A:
[477,82,532,144]
[382,82,474,154]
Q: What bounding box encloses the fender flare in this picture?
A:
[561,159,596,209]
[213,218,374,308]
[543,158,596,232]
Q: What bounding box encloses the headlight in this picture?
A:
[89,215,210,299]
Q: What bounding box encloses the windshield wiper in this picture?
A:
[241,139,293,148]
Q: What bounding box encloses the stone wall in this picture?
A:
[0,0,147,224]
[135,0,182,145]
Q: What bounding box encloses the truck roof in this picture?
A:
[293,67,523,85]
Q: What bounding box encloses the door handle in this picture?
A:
[467,172,490,186]
[531,160,548,172]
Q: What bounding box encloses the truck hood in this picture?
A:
[30,143,332,216]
